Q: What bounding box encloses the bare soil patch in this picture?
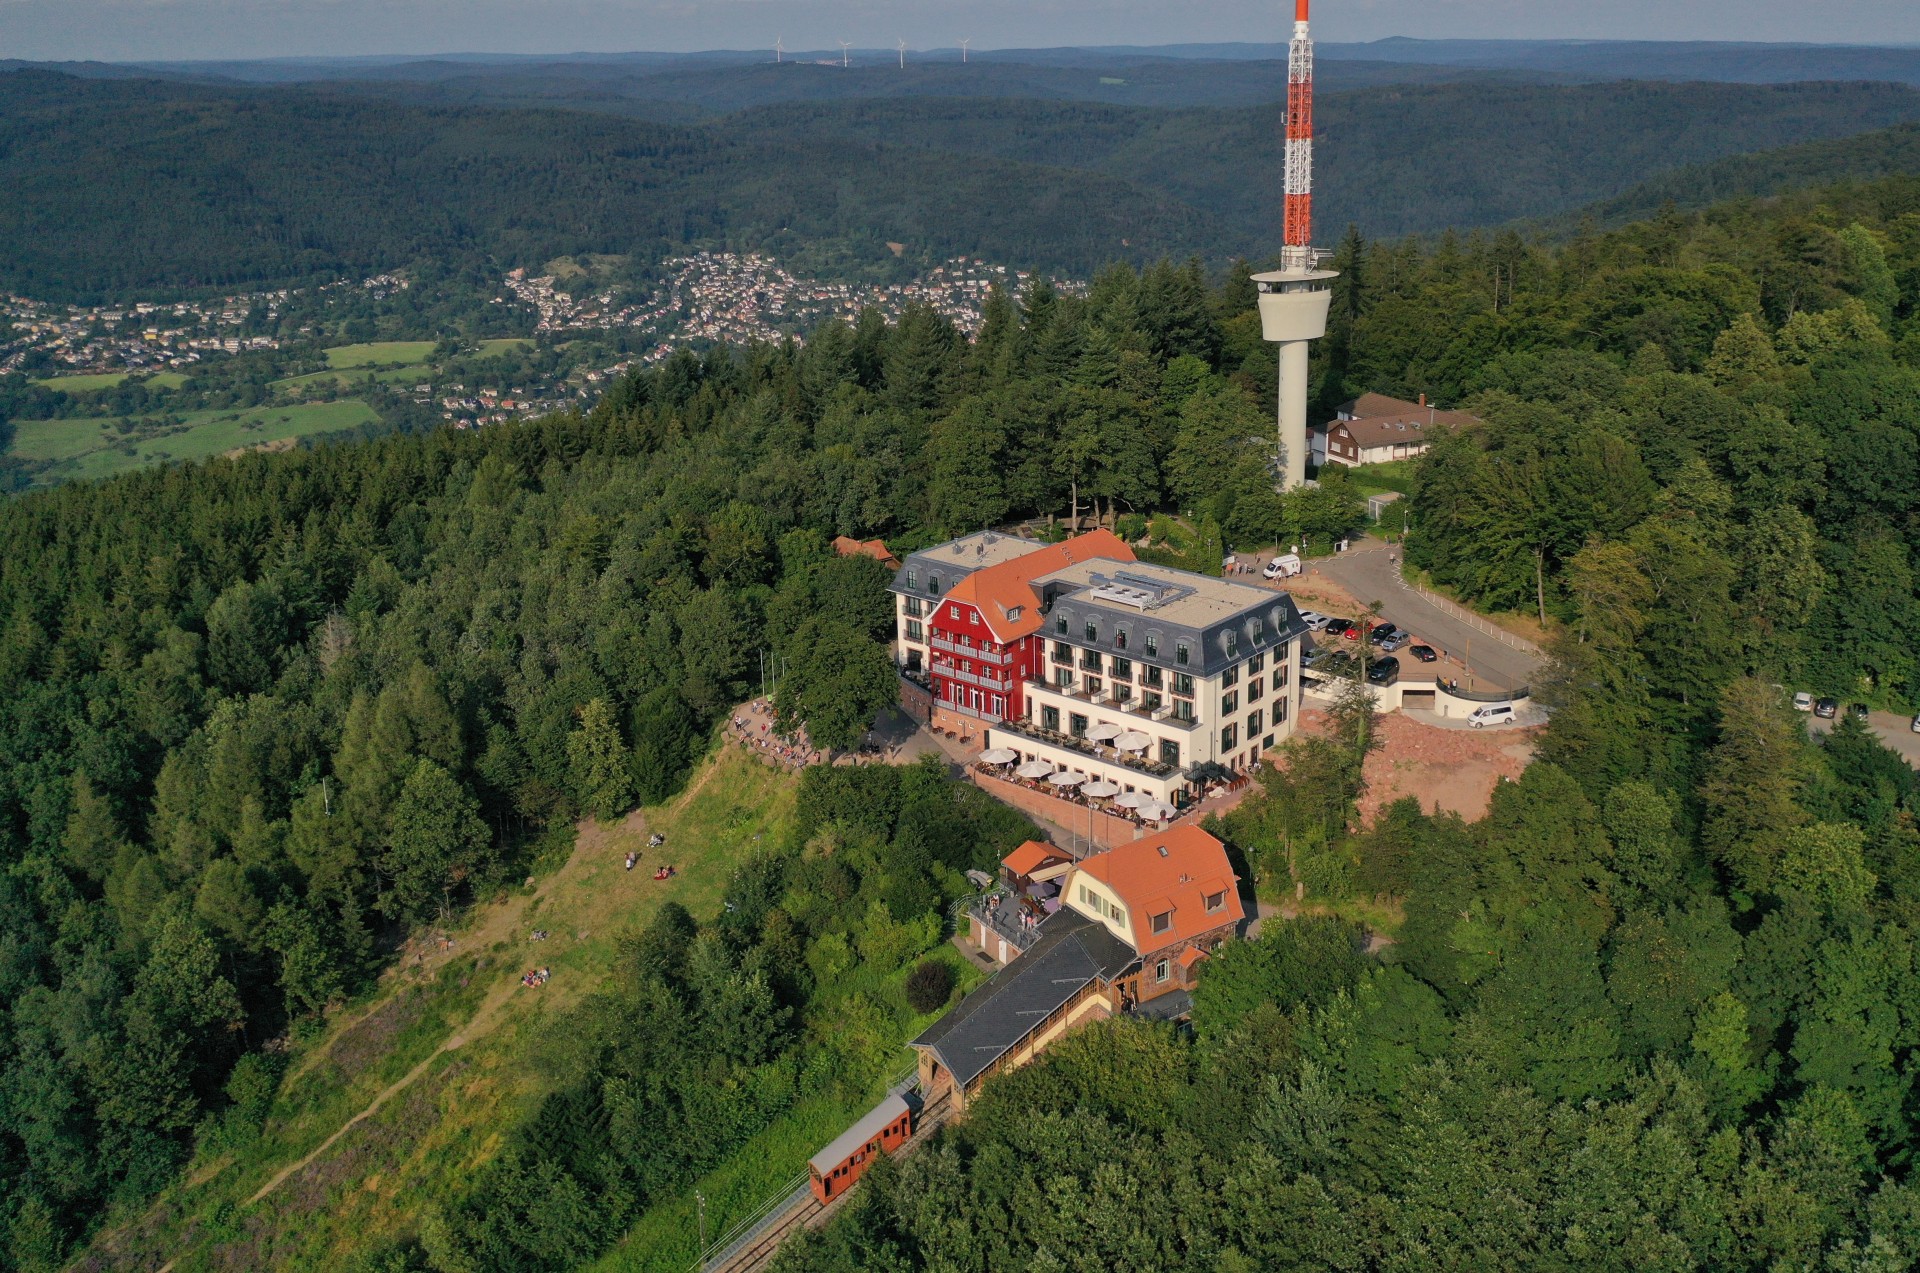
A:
[1358,712,1540,824]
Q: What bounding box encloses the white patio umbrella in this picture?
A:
[979,747,1019,765]
[1114,730,1152,752]
[1047,771,1086,787]
[1083,781,1122,798]
[1139,800,1177,821]
[1017,759,1056,779]
[1086,722,1122,741]
[1111,791,1146,809]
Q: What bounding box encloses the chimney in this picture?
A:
[1418,393,1427,407]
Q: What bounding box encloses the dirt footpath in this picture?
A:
[1357,712,1540,823]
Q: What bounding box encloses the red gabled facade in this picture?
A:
[926,530,1135,726]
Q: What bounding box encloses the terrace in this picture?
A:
[994,718,1182,781]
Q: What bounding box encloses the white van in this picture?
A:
[1467,703,1516,728]
[1264,553,1303,579]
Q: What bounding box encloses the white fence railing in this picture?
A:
[1397,577,1541,655]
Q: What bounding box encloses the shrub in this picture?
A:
[904,960,955,1014]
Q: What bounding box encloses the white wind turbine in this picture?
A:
[774,36,784,64]
[897,38,907,69]
[961,38,971,63]
[839,40,851,67]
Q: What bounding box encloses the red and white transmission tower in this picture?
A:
[1281,0,1316,273]
[1252,0,1336,490]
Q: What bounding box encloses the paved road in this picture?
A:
[1293,542,1543,692]
[1808,709,1920,767]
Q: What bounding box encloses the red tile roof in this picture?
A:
[1071,825,1243,954]
[942,530,1135,643]
[1003,840,1072,878]
[833,535,901,569]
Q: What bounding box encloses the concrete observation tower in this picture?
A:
[1255,0,1337,491]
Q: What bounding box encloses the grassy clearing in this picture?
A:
[272,365,435,391]
[89,746,800,1269]
[32,370,189,392]
[475,338,532,358]
[324,341,437,369]
[8,401,379,482]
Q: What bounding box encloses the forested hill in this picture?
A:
[0,70,1223,303]
[1556,120,1920,231]
[7,68,1920,302]
[14,172,1920,1270]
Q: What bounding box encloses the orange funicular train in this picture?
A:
[807,1093,912,1204]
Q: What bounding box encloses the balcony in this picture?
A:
[1025,679,1200,732]
[966,892,1042,956]
[996,717,1182,780]
[942,665,1014,692]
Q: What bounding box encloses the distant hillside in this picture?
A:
[1547,120,1920,230]
[5,69,1920,301]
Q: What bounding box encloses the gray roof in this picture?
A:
[809,1093,911,1174]
[890,532,1038,598]
[1035,560,1309,679]
[911,910,1137,1090]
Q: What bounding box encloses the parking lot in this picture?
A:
[1807,708,1920,768]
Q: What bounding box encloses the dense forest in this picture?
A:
[6,68,1920,301]
[772,181,1920,1271]
[3,171,1920,1268]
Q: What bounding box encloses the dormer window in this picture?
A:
[1252,617,1265,640]
[1085,620,1099,643]
[1056,616,1068,635]
[1225,630,1239,657]
[929,574,942,596]
[1146,633,1159,657]
[1205,891,1226,913]
[1175,641,1189,666]
[1151,911,1172,935]
[1008,606,1023,621]
[906,569,918,590]
[1115,629,1128,650]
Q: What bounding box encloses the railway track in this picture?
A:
[703,1089,955,1273]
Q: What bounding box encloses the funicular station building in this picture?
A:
[891,530,1311,808]
[912,824,1245,1112]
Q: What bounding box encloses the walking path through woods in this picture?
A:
[246,804,659,1206]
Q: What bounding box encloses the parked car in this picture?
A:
[1910,714,1920,734]
[1297,609,1327,630]
[1367,657,1401,686]
[1851,704,1871,723]
[1264,554,1303,579]
[1379,632,1411,652]
[1370,622,1400,642]
[1814,697,1839,719]
[1409,644,1438,663]
[1792,691,1813,712]
[1324,618,1352,637]
[1467,703,1517,728]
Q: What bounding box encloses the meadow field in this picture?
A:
[30,370,189,391]
[7,400,380,482]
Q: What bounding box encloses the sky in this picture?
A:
[3,0,1919,64]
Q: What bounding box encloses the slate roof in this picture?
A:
[911,909,1137,1089]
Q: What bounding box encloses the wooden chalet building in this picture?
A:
[1311,392,1480,468]
[912,825,1245,1112]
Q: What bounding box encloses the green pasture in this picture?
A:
[8,400,379,482]
[31,370,189,392]
[323,341,436,369]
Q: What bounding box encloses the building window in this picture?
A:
[929,574,941,595]
[1115,685,1132,703]
[906,569,918,590]
[1042,706,1061,731]
[1160,738,1181,767]
[1174,672,1193,696]
[1143,691,1163,712]
[1222,664,1239,688]
[1145,633,1159,657]
[1081,649,1102,670]
[1008,606,1023,621]
[1225,629,1239,657]
[1113,908,1126,928]
[1248,709,1263,737]
[1056,616,1068,635]
[905,620,923,642]
[1205,891,1226,913]
[1221,723,1238,751]
[1276,697,1289,723]
[1085,676,1103,698]
[1111,657,1132,679]
[1085,620,1099,643]
[1054,641,1072,663]
[1070,713,1089,738]
[949,604,961,620]
[1221,691,1239,715]
[1252,617,1265,640]
[1055,667,1074,689]
[1115,629,1129,650]
[905,596,923,618]
[1151,911,1172,935]
[1155,959,1170,983]
[1142,665,1163,688]
[1249,675,1263,699]
[1274,663,1291,689]
[1175,641,1189,666]
[1175,700,1196,723]
[1248,652,1264,674]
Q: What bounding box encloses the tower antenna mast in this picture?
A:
[1282,0,1314,273]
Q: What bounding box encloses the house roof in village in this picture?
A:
[832,535,901,570]
[1069,825,1244,954]
[1328,393,1480,450]
[941,529,1135,643]
[1002,840,1073,878]
[911,908,1136,1088]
